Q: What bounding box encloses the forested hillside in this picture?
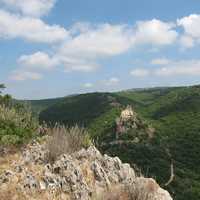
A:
[31,85,200,200]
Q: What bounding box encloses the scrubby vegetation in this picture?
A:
[46,125,92,162]
[0,105,38,145]
[2,83,200,199]
[0,84,38,146]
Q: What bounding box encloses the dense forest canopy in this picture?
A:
[34,85,200,200]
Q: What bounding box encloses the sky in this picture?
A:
[1,0,200,99]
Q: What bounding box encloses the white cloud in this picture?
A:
[69,22,93,35]
[56,23,133,72]
[18,52,58,70]
[13,51,60,81]
[63,63,98,72]
[0,0,56,17]
[82,78,119,90]
[179,35,194,48]
[8,18,180,78]
[131,60,200,78]
[0,15,177,47]
[155,60,200,76]
[60,24,133,59]
[0,10,68,43]
[151,58,170,65]
[55,21,178,72]
[11,19,178,74]
[177,14,200,48]
[61,20,177,59]
[130,69,150,77]
[83,83,93,88]
[134,19,178,46]
[104,77,120,86]
[177,14,200,38]
[16,50,99,74]
[59,56,99,72]
[10,70,43,81]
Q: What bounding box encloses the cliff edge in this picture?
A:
[0,140,172,200]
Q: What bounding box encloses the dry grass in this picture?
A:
[93,178,161,200]
[93,185,129,200]
[46,125,92,162]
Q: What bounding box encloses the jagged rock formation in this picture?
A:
[115,105,155,141]
[0,140,172,200]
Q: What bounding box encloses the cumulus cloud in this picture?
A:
[10,70,43,81]
[54,23,133,72]
[179,35,194,48]
[0,10,68,43]
[177,14,200,38]
[11,19,179,77]
[155,60,200,76]
[83,83,93,88]
[103,77,120,86]
[131,59,200,78]
[54,21,178,72]
[58,56,99,72]
[18,52,58,70]
[0,0,56,17]
[151,58,170,65]
[7,16,181,80]
[151,58,200,77]
[134,19,178,46]
[60,24,133,59]
[15,51,100,76]
[130,69,150,77]
[12,52,60,81]
[82,77,119,90]
[177,14,200,48]
[61,20,178,59]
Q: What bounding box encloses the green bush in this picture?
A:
[0,104,38,145]
[1,135,20,145]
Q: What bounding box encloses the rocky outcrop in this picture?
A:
[0,140,172,200]
[116,105,155,140]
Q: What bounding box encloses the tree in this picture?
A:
[0,84,11,106]
[2,94,12,107]
[0,84,5,93]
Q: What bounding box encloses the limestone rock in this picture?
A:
[0,142,172,200]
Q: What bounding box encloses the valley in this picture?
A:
[26,85,200,200]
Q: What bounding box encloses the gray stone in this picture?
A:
[0,170,14,184]
[24,174,38,190]
[0,140,173,200]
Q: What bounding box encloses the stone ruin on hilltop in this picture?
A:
[115,105,155,140]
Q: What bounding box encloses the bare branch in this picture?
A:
[164,160,175,186]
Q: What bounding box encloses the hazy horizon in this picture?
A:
[10,82,199,101]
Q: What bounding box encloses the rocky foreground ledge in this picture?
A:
[0,141,172,200]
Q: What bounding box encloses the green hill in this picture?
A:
[113,85,200,200]
[30,85,200,200]
[40,93,119,126]
[20,97,65,117]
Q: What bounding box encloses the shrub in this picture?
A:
[1,135,21,145]
[0,104,38,145]
[46,125,92,162]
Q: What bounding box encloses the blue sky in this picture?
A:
[1,0,200,99]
